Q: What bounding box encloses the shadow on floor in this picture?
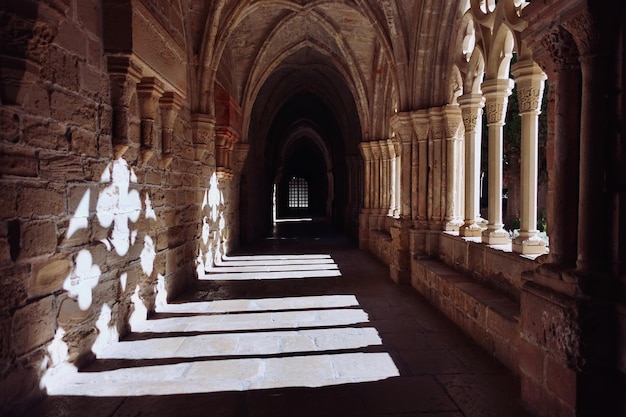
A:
[21,219,531,417]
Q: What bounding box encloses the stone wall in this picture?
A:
[0,0,236,412]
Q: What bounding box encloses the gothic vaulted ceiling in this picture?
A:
[187,0,468,142]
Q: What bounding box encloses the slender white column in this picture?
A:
[443,105,464,231]
[481,79,513,245]
[511,61,547,254]
[458,94,485,237]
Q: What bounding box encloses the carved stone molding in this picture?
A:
[411,111,430,142]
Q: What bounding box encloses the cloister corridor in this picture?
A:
[28,220,528,417]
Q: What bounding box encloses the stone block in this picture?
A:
[20,220,57,258]
[83,158,109,181]
[69,127,98,156]
[21,82,52,117]
[0,264,29,312]
[546,355,577,410]
[29,256,71,297]
[486,307,518,341]
[0,146,38,177]
[0,107,20,143]
[0,185,17,219]
[17,183,66,217]
[42,45,80,91]
[39,152,84,181]
[21,115,69,151]
[57,296,93,327]
[12,295,56,355]
[50,90,97,131]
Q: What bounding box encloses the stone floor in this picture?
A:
[26,219,531,417]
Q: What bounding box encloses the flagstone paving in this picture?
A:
[26,220,531,417]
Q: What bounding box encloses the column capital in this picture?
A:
[443,105,463,139]
[512,60,547,115]
[428,108,445,140]
[359,141,373,160]
[458,93,485,133]
[390,112,414,144]
[410,110,430,142]
[379,139,390,160]
[481,78,514,126]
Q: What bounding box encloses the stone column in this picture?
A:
[429,109,445,229]
[159,92,183,169]
[359,142,373,213]
[539,27,581,268]
[481,79,513,245]
[511,61,548,254]
[411,111,430,228]
[564,14,611,274]
[443,105,464,231]
[371,141,382,215]
[391,112,414,219]
[380,139,391,215]
[386,139,397,216]
[458,93,485,237]
[359,142,373,250]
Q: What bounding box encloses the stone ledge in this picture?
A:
[411,258,520,374]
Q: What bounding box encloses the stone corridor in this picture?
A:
[26,221,529,417]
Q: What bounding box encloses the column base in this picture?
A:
[482,227,510,245]
[459,222,483,237]
[444,219,463,232]
[513,235,547,255]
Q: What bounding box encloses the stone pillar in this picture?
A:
[511,61,548,254]
[412,111,430,228]
[380,139,391,215]
[539,27,581,268]
[386,139,397,216]
[359,142,373,213]
[481,79,513,245]
[443,105,464,231]
[564,15,611,274]
[107,55,142,159]
[458,93,485,237]
[371,141,382,215]
[359,142,373,249]
[159,92,183,169]
[429,109,445,229]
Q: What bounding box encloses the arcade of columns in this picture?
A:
[358,1,625,417]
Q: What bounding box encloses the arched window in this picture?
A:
[288,177,309,209]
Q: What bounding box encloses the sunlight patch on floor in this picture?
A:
[42,255,400,397]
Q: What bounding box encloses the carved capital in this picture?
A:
[429,109,444,140]
[512,60,547,115]
[539,25,579,72]
[390,112,413,144]
[481,79,514,126]
[458,93,484,133]
[411,112,430,142]
[443,105,462,139]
